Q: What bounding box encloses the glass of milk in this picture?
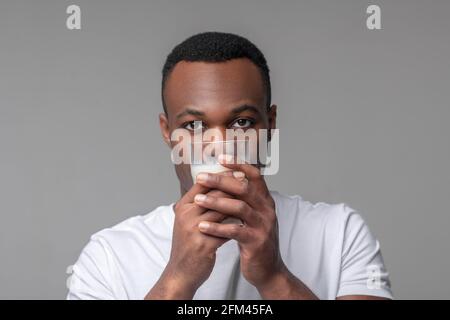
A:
[190,140,243,225]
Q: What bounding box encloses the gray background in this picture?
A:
[1,0,449,299]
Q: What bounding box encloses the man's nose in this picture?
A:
[202,126,228,142]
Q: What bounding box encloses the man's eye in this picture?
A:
[183,121,204,131]
[231,118,254,129]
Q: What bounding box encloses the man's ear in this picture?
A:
[159,113,172,148]
[267,104,277,141]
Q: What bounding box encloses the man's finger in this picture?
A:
[177,183,211,208]
[194,195,255,226]
[195,173,249,198]
[197,221,250,242]
[199,210,228,223]
[181,169,237,206]
[218,154,261,180]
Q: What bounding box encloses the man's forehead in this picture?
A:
[163,59,266,114]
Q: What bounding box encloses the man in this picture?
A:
[67,32,393,300]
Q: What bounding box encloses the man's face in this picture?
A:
[159,58,277,193]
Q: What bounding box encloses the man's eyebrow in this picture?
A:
[231,104,262,115]
[176,108,205,119]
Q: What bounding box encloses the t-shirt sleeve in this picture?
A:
[336,208,393,299]
[66,237,116,300]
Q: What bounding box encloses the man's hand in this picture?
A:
[145,173,234,300]
[193,154,318,299]
[192,155,281,290]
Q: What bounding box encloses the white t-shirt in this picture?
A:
[67,190,393,300]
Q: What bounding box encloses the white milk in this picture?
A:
[190,163,231,180]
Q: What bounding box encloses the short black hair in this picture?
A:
[161,31,271,113]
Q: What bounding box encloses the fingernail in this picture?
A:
[194,194,207,203]
[196,173,209,182]
[198,221,210,231]
[233,171,245,180]
[218,154,233,164]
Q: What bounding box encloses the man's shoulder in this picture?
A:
[270,190,360,231]
[89,204,175,247]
